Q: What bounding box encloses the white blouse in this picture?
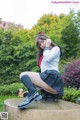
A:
[40,46,60,73]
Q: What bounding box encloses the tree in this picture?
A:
[0,28,37,85]
[72,10,80,58]
[61,13,80,59]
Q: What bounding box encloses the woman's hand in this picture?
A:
[45,39,51,47]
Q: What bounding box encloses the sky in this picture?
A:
[0,0,80,29]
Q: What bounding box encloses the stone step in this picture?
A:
[4,98,80,120]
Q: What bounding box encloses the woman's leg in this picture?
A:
[20,71,58,94]
[20,74,37,97]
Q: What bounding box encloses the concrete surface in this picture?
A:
[4,98,80,120]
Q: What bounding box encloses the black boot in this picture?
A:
[18,74,42,109]
[18,91,42,109]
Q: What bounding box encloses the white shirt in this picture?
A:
[40,46,60,72]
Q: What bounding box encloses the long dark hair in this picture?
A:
[35,32,56,64]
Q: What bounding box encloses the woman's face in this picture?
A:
[38,39,46,49]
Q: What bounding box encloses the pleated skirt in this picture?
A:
[39,70,64,95]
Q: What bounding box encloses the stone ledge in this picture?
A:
[4,98,80,120]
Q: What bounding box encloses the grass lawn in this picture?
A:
[0,95,18,112]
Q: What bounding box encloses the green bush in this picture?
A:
[0,83,80,103]
[0,28,38,85]
[0,83,26,95]
[63,87,80,103]
[0,11,80,86]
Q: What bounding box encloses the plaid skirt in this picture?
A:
[39,70,64,95]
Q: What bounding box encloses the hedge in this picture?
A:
[63,87,80,103]
[0,83,26,95]
[0,83,80,103]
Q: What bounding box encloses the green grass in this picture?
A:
[0,95,18,112]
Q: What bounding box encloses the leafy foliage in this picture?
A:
[61,22,79,59]
[61,10,80,59]
[0,9,80,85]
[0,83,80,103]
[62,59,80,89]
[0,28,38,85]
[63,87,80,103]
[0,83,26,95]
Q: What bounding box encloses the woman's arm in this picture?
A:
[43,46,60,62]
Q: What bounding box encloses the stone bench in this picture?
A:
[4,98,80,120]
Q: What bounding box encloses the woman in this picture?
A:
[18,32,64,109]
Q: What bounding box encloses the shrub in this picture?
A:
[63,87,80,103]
[0,29,38,85]
[0,83,26,95]
[0,83,80,103]
[62,59,80,89]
